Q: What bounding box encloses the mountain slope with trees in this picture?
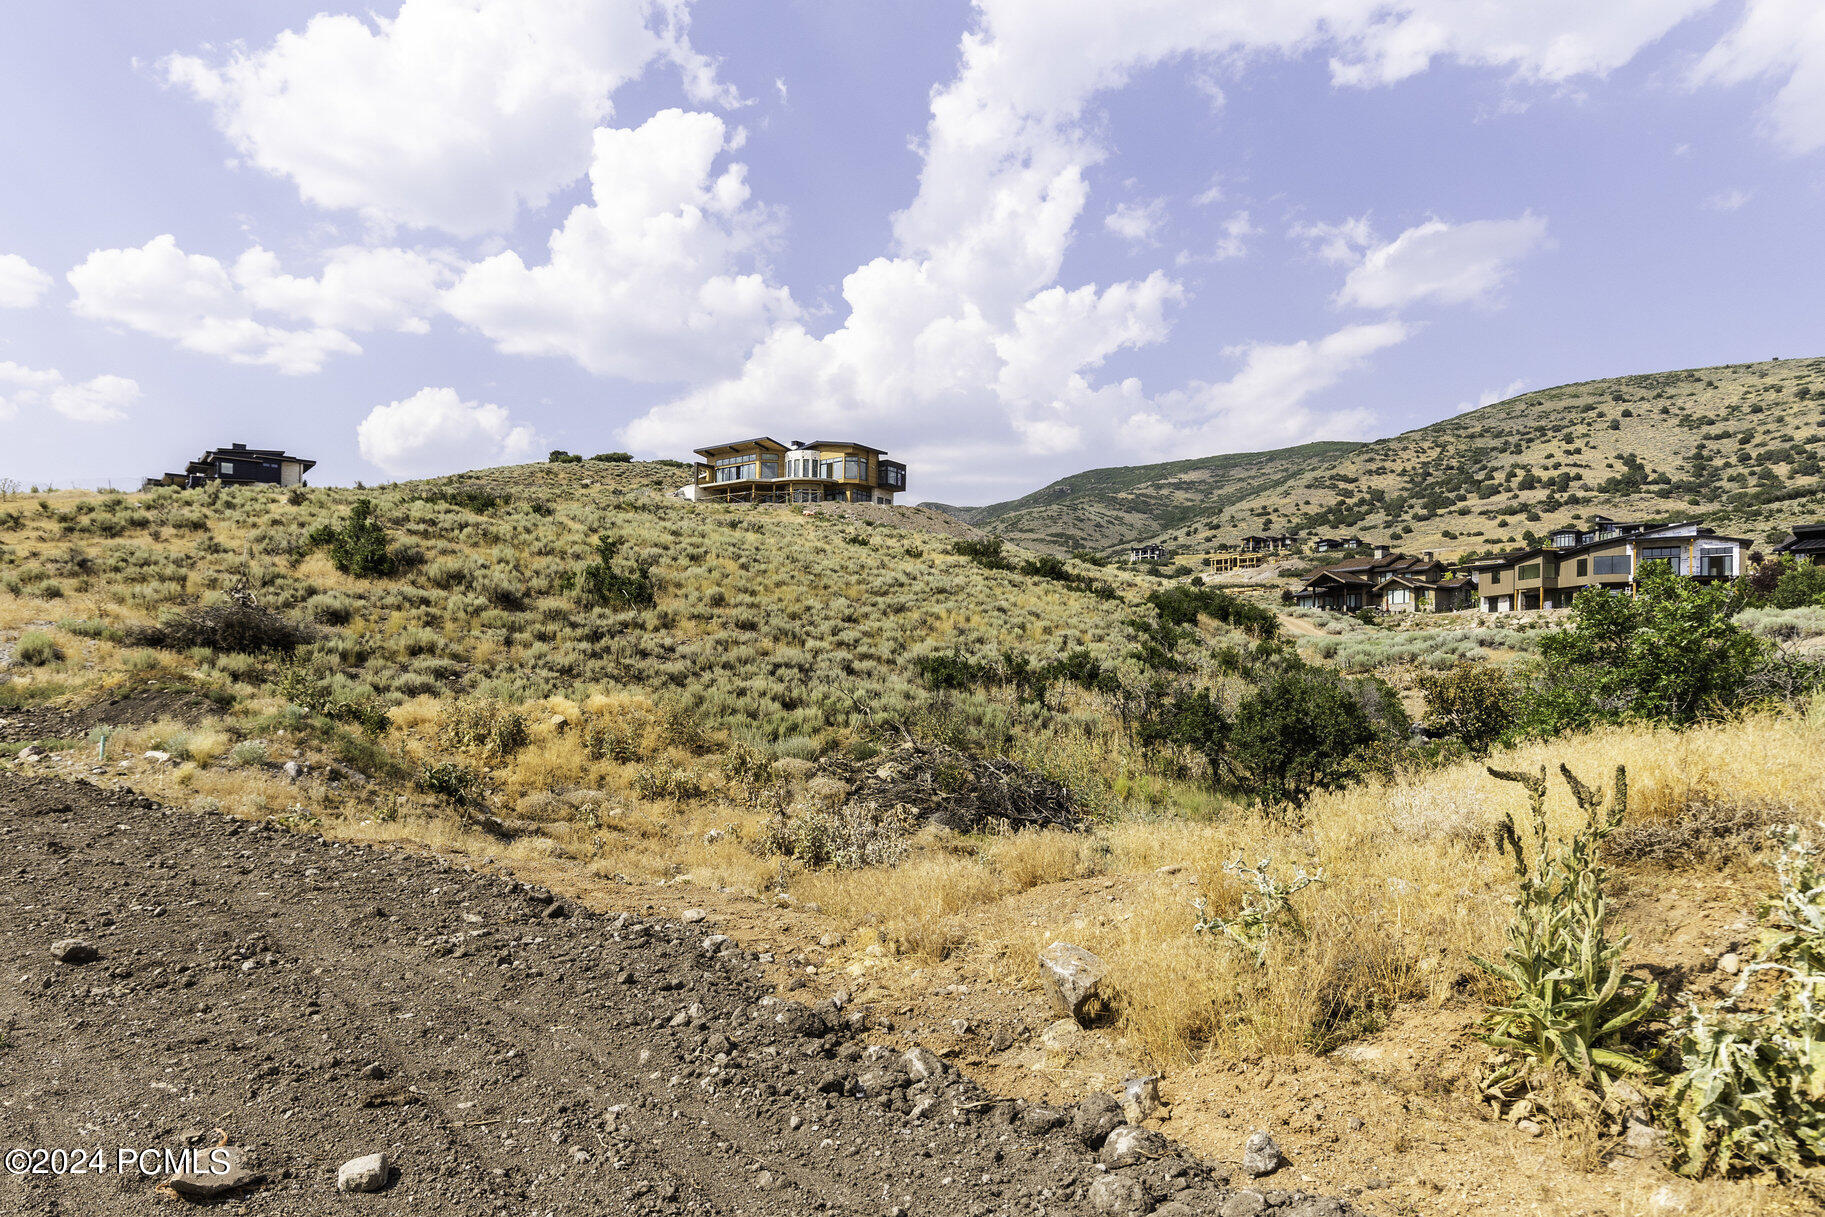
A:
[940,357,1825,556]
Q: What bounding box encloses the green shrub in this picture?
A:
[1524,562,1764,734]
[416,760,480,804]
[308,499,396,577]
[1147,585,1278,640]
[438,699,530,759]
[1228,666,1394,807]
[1415,664,1516,754]
[589,451,632,463]
[14,631,62,667]
[573,534,655,609]
[548,450,582,464]
[950,537,1010,569]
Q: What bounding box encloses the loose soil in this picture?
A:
[0,761,1351,1216]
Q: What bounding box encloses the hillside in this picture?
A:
[4,455,1825,1217]
[928,441,1363,553]
[948,356,1825,556]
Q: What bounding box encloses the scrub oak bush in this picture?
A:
[1416,663,1517,754]
[308,498,396,577]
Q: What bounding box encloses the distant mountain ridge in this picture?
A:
[934,357,1825,557]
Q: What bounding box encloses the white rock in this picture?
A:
[1718,952,1741,976]
[680,909,707,923]
[336,1152,390,1193]
[1241,1129,1282,1176]
[902,1047,944,1081]
[1037,942,1106,1025]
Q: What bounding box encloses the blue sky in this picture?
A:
[2,1,1823,503]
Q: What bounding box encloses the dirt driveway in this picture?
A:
[0,765,1353,1216]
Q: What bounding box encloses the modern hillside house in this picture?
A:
[1775,523,1825,565]
[1464,519,1749,612]
[148,443,315,490]
[1240,533,1299,553]
[1310,536,1365,553]
[1127,544,1168,563]
[1293,552,1472,613]
[688,437,907,505]
[1185,550,1272,574]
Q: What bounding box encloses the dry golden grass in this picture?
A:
[785,701,1825,1066]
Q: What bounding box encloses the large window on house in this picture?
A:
[1640,546,1684,575]
[879,463,905,489]
[1594,554,1631,576]
[1519,563,1541,580]
[1576,558,1589,577]
[713,454,760,482]
[1699,546,1736,577]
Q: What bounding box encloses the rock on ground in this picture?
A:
[1243,1130,1284,1177]
[337,1152,390,1193]
[1038,941,1106,1024]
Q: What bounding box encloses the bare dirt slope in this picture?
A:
[0,765,1352,1217]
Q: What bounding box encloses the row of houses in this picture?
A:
[1294,516,1825,614]
[1293,551,1475,613]
[1130,533,1385,566]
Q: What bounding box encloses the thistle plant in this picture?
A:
[1665,827,1825,1186]
[1473,763,1660,1111]
[1194,854,1324,966]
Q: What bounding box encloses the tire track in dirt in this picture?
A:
[0,765,1361,1216]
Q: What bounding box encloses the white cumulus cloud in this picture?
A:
[1105,199,1167,246]
[356,387,540,478]
[0,361,140,424]
[67,235,449,375]
[164,0,736,236]
[1693,0,1825,156]
[1336,215,1550,310]
[0,254,53,308]
[443,108,793,381]
[1457,377,1530,413]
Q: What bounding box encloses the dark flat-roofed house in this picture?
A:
[150,442,315,490]
[1775,523,1825,565]
[1468,519,1749,612]
[1309,536,1364,553]
[1294,551,1469,613]
[1240,532,1298,554]
[688,437,906,505]
[1127,544,1168,564]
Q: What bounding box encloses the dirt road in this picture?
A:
[0,764,1354,1216]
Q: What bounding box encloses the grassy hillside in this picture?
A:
[952,356,1825,556]
[927,441,1364,553]
[4,455,1825,1216]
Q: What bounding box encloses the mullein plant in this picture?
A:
[1666,827,1825,1189]
[1473,763,1660,1120]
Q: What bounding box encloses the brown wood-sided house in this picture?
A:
[1775,523,1825,565]
[1462,519,1749,612]
[1293,552,1472,613]
[687,437,907,504]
